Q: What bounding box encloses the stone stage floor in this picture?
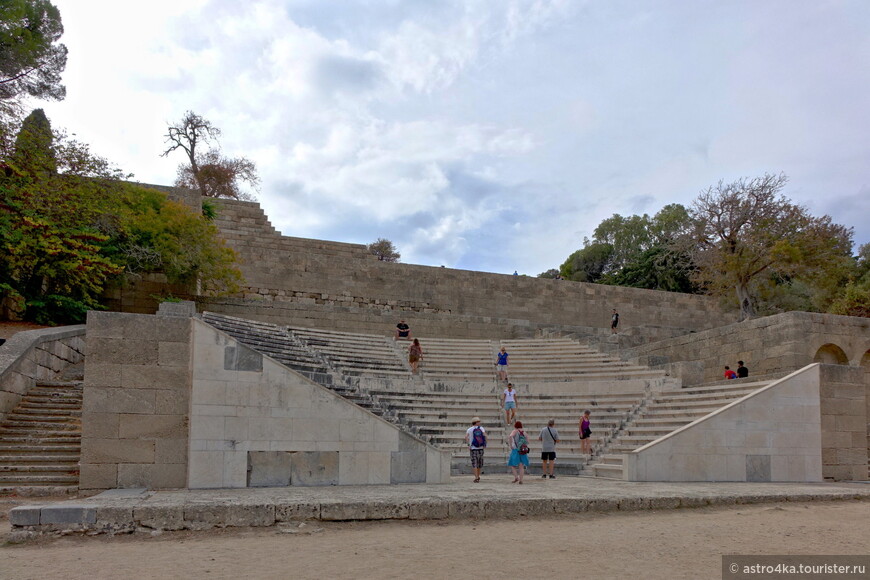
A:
[10,475,870,538]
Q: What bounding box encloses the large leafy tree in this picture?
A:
[162,111,259,200]
[1,109,243,323]
[682,173,853,320]
[0,0,67,104]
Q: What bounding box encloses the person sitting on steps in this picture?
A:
[394,319,411,340]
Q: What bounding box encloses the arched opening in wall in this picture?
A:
[813,343,849,365]
[861,350,870,372]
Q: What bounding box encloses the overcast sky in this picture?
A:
[41,0,870,274]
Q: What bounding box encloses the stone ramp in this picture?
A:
[590,380,773,478]
[10,479,869,538]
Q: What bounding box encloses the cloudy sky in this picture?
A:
[41,0,870,274]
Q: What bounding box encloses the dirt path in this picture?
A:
[2,501,869,580]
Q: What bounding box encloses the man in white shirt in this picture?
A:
[464,417,487,483]
[501,383,518,424]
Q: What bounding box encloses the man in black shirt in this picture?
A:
[395,319,411,340]
[737,361,749,378]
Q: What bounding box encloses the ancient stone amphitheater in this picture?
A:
[1,196,867,496]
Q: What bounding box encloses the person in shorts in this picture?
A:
[538,418,560,479]
[495,346,509,382]
[579,410,592,455]
[395,319,412,340]
[465,417,487,483]
[408,338,423,373]
[502,382,518,424]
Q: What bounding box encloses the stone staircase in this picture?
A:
[589,380,771,479]
[358,389,645,475]
[288,326,411,378]
[0,372,83,495]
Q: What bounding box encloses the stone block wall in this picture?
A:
[819,365,868,480]
[189,320,451,487]
[624,312,870,385]
[80,312,192,492]
[109,196,730,339]
[0,326,86,420]
[625,365,824,482]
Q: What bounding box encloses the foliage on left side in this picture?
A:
[0,109,243,324]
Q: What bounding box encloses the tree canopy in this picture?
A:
[367,238,401,262]
[549,173,863,319]
[162,111,259,200]
[1,109,243,323]
[0,0,67,104]
[682,173,853,320]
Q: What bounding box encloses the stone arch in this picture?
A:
[813,343,849,365]
[860,349,870,369]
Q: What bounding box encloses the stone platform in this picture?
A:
[10,477,870,538]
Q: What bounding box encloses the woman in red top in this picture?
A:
[724,366,737,380]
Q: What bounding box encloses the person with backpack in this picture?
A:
[507,420,530,484]
[465,417,487,483]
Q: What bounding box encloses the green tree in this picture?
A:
[0,0,67,104]
[560,241,613,282]
[162,111,259,200]
[537,268,560,279]
[682,173,853,320]
[1,110,244,323]
[367,238,400,262]
[610,245,697,293]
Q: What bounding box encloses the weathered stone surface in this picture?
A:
[390,451,426,484]
[10,506,42,526]
[40,504,97,525]
[290,451,339,487]
[275,503,320,521]
[135,506,185,530]
[408,500,449,520]
[248,451,292,487]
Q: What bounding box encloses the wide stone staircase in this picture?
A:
[363,389,644,475]
[0,370,83,495]
[589,380,771,478]
[288,326,411,378]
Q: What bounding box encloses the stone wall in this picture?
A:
[624,312,870,385]
[188,320,451,487]
[819,365,868,480]
[80,312,192,492]
[182,198,728,339]
[0,326,86,421]
[625,365,823,482]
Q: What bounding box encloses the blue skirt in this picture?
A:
[507,449,529,467]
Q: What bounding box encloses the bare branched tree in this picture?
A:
[161,111,258,200]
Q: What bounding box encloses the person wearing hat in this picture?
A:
[464,416,487,483]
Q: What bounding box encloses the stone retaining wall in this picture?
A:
[623,312,870,385]
[0,326,86,421]
[80,312,192,492]
[188,320,450,487]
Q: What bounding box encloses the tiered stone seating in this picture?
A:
[365,389,644,474]
[201,312,331,379]
[0,377,82,495]
[415,337,495,382]
[499,338,666,381]
[288,327,411,378]
[589,380,770,478]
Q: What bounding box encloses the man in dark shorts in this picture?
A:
[538,418,560,479]
[610,308,619,334]
[394,319,411,340]
[737,360,749,378]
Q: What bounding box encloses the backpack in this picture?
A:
[471,426,486,448]
[516,430,529,455]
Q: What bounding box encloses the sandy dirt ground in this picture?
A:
[2,500,869,580]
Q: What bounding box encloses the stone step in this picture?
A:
[0,464,80,473]
[590,463,624,478]
[0,474,79,485]
[0,485,78,496]
[1,420,80,431]
[6,411,81,421]
[0,454,80,463]
[0,444,81,453]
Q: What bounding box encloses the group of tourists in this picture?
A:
[464,406,593,483]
